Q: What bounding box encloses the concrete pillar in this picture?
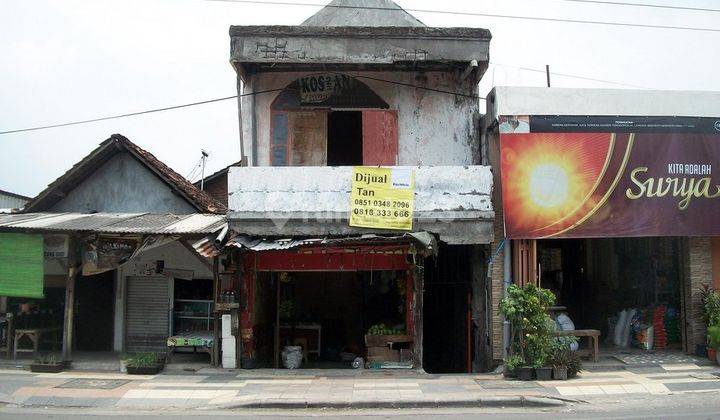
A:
[61,238,77,363]
[687,237,712,354]
[113,267,125,352]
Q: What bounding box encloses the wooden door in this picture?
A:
[288,111,328,166]
[362,110,398,166]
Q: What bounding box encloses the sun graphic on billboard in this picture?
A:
[500,132,614,237]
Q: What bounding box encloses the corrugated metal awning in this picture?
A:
[0,212,227,235]
[193,230,437,258]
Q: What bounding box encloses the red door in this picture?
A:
[362,110,398,165]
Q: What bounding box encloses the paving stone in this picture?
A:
[665,381,720,392]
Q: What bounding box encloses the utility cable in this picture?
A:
[204,0,720,33]
[0,70,648,135]
[490,63,649,89]
[0,89,283,135]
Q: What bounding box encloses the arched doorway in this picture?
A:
[270,74,398,167]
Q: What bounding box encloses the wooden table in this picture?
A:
[553,329,601,362]
[13,327,61,359]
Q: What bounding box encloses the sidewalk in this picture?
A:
[0,361,719,411]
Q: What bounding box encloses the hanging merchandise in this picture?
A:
[653,306,667,350]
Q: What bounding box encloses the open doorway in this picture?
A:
[327,111,363,166]
[253,270,409,369]
[538,237,684,358]
[75,270,115,351]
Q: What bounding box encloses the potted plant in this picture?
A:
[702,286,720,361]
[125,352,165,375]
[120,353,132,373]
[499,284,556,382]
[708,324,720,366]
[31,353,64,373]
[516,365,535,381]
[503,354,523,378]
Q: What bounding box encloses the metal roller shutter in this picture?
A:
[125,276,170,352]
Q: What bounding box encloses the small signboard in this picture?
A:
[300,74,353,104]
[349,167,414,230]
[44,234,69,258]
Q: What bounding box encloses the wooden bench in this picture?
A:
[553,329,600,362]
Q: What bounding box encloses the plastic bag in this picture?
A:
[281,346,303,369]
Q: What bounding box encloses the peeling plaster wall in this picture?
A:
[51,153,197,214]
[241,71,480,167]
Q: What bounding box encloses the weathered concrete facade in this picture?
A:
[226,1,496,372]
[51,153,197,214]
[241,71,482,167]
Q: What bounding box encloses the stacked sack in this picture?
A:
[653,306,667,350]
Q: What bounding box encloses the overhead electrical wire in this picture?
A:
[203,0,720,33]
[490,63,649,89]
[0,89,282,135]
[0,70,648,135]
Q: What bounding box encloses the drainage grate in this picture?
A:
[56,378,130,389]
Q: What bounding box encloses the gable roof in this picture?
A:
[194,161,242,188]
[301,0,425,27]
[24,134,227,214]
[0,189,31,201]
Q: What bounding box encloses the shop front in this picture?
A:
[486,87,720,362]
[224,236,427,369]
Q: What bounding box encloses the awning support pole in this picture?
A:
[412,265,424,370]
[62,236,78,364]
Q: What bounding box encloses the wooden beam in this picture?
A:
[412,265,424,370]
[212,256,220,367]
[62,236,78,363]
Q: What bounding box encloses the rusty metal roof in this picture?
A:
[24,134,227,214]
[0,212,226,235]
[192,231,436,258]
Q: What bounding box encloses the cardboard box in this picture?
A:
[366,346,400,362]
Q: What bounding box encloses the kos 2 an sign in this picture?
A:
[299,74,354,104]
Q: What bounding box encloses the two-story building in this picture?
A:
[222,0,496,372]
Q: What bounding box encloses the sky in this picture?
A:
[1,0,719,197]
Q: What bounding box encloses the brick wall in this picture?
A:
[687,237,712,353]
[489,206,506,363]
[202,174,228,207]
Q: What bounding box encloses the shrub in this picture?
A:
[126,352,163,368]
[500,284,556,368]
[503,354,524,372]
[34,353,60,365]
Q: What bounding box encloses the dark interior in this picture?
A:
[74,270,115,351]
[254,270,406,368]
[538,237,683,348]
[423,244,474,373]
[327,111,363,166]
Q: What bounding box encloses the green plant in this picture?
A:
[701,285,720,327]
[34,353,60,365]
[126,352,163,368]
[503,354,524,372]
[367,323,404,335]
[708,324,720,350]
[500,284,556,368]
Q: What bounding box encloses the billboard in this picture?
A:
[499,115,720,238]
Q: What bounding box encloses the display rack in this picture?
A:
[173,299,213,332]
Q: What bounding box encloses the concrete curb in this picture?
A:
[219,395,567,410]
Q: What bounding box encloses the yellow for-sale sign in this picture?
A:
[349,166,414,230]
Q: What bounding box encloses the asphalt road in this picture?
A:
[2,392,720,419]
